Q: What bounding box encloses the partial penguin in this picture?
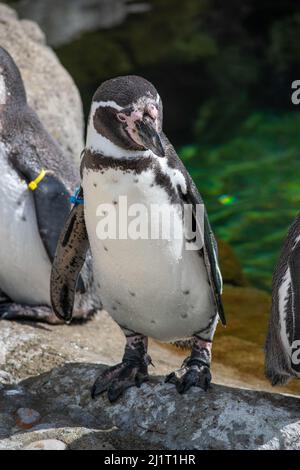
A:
[266,214,300,385]
[0,47,99,323]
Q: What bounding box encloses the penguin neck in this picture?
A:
[86,121,152,160]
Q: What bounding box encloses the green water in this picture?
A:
[180,112,300,290]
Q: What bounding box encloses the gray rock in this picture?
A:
[16,408,41,429]
[24,439,67,450]
[0,370,12,385]
[11,0,151,47]
[0,361,300,450]
[0,3,84,165]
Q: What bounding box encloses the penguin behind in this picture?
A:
[265,215,300,385]
[0,46,99,323]
[51,75,225,401]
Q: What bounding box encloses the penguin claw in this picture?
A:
[91,363,149,403]
[165,364,212,394]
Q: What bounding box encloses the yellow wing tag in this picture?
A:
[28,169,47,191]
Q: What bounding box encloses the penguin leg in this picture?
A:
[0,302,63,324]
[91,331,152,403]
[165,335,212,393]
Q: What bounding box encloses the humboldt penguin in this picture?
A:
[51,75,225,400]
[0,46,99,323]
[265,214,300,385]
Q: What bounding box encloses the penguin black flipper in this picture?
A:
[203,210,226,325]
[32,175,71,262]
[10,152,71,262]
[50,196,89,322]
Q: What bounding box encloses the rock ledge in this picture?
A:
[1,362,300,450]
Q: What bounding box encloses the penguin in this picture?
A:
[265,214,300,385]
[0,46,99,323]
[51,75,225,401]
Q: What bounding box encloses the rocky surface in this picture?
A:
[1,359,300,450]
[11,0,150,47]
[1,311,300,449]
[0,3,84,164]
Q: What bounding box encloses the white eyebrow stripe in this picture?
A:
[94,100,123,111]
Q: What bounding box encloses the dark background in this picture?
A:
[8,0,300,290]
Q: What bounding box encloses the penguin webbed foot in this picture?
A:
[166,336,212,394]
[0,302,63,325]
[91,338,151,402]
[165,357,212,393]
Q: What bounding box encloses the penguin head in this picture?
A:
[86,75,165,158]
[0,47,27,109]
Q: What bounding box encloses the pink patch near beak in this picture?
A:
[117,110,145,147]
[145,103,158,121]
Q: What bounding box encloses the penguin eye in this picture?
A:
[143,110,154,121]
[117,113,127,123]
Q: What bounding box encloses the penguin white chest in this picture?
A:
[0,144,51,305]
[82,167,214,341]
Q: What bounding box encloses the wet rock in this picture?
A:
[0,3,84,164]
[16,408,41,429]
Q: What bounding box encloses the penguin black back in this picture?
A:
[0,47,26,109]
[0,47,99,322]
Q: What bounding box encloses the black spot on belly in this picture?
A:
[134,178,139,183]
[104,246,108,252]
[93,182,97,188]
[186,237,196,244]
[151,320,156,324]
[21,215,26,222]
[112,305,117,311]
[181,312,188,319]
[129,291,136,297]
[113,200,118,205]
[183,290,190,295]
[97,282,101,288]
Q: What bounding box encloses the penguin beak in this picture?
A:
[136,119,165,157]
